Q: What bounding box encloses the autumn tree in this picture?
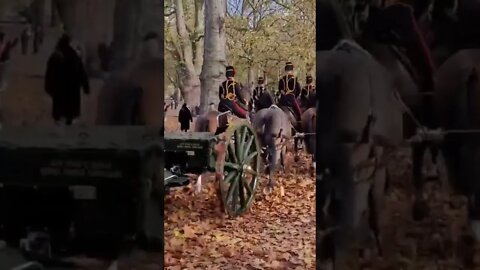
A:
[165,0,204,105]
[34,0,160,74]
[165,0,315,104]
[226,0,316,88]
[199,0,227,111]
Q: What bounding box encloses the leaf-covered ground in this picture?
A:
[318,149,480,270]
[164,151,316,270]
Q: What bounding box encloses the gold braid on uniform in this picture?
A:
[285,76,296,95]
[307,85,314,97]
[221,80,236,100]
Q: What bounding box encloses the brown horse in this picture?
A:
[193,86,251,133]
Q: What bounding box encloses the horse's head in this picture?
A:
[238,85,251,104]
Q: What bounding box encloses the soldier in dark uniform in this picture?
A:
[364,1,435,93]
[252,76,266,101]
[218,65,248,119]
[366,0,440,180]
[300,74,316,107]
[278,62,302,121]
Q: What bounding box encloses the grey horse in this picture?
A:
[252,106,293,189]
[317,39,403,268]
[255,90,307,156]
[356,0,442,221]
[317,1,404,266]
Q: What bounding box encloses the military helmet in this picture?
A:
[258,76,264,84]
[226,65,235,77]
[306,74,313,84]
[285,61,294,71]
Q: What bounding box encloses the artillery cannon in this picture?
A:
[0,126,162,268]
[165,118,261,217]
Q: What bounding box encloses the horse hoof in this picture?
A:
[263,186,274,195]
[412,200,429,221]
[470,220,480,242]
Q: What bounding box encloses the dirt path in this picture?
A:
[319,149,480,270]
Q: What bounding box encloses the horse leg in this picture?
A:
[463,192,480,267]
[265,164,275,190]
[311,155,316,177]
[412,142,429,221]
[425,144,440,180]
[293,130,301,162]
[369,164,387,257]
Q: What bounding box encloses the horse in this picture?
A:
[316,0,404,268]
[252,105,293,190]
[251,89,316,188]
[255,90,306,154]
[301,106,316,174]
[353,0,446,221]
[434,50,480,252]
[193,85,251,133]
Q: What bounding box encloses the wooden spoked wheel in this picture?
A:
[216,121,261,217]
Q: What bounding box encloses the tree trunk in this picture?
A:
[200,0,227,113]
[173,0,201,106]
[111,0,142,70]
[193,0,204,73]
[50,0,59,27]
[247,67,255,90]
[30,0,46,29]
[53,0,114,74]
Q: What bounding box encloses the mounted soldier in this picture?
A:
[218,65,248,119]
[300,74,316,108]
[252,76,266,102]
[361,0,441,220]
[278,62,302,122]
[363,1,436,95]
